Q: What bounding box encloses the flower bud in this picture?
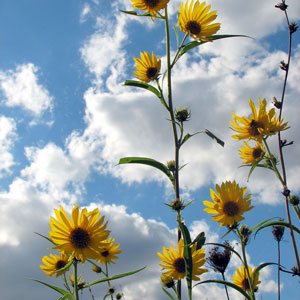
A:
[116,293,123,300]
[167,160,176,172]
[272,223,285,242]
[170,198,184,212]
[108,287,115,294]
[175,108,191,122]
[160,274,175,288]
[290,195,300,206]
[92,265,102,273]
[240,224,251,245]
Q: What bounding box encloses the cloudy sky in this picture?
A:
[0,0,300,299]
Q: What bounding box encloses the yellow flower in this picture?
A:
[133,51,161,83]
[157,239,207,281]
[97,238,122,264]
[40,253,70,277]
[230,98,289,141]
[233,265,261,292]
[68,272,86,289]
[49,204,110,263]
[160,273,175,288]
[131,0,169,18]
[239,141,265,164]
[203,181,253,227]
[178,0,221,41]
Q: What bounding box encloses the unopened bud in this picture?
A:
[290,195,300,206]
[167,160,176,172]
[116,293,123,300]
[240,224,251,245]
[170,198,184,212]
[92,265,102,273]
[272,222,285,242]
[175,108,191,122]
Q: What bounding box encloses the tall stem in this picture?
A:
[165,6,181,300]
[221,273,230,300]
[277,241,281,300]
[73,260,80,300]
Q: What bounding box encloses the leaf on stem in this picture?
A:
[203,129,225,147]
[124,80,168,109]
[251,217,280,233]
[162,287,176,300]
[119,10,151,17]
[118,157,174,184]
[192,232,205,250]
[178,220,193,299]
[254,220,300,238]
[194,279,252,300]
[32,279,74,298]
[85,267,146,287]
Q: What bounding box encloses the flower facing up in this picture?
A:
[97,238,122,264]
[233,265,261,292]
[203,181,253,227]
[40,253,70,277]
[239,141,265,164]
[157,239,207,281]
[49,204,110,263]
[230,98,289,141]
[131,0,170,18]
[178,0,221,41]
[133,51,161,83]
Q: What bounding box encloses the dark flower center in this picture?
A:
[144,0,159,8]
[186,21,201,35]
[223,201,239,217]
[101,250,109,257]
[242,278,250,290]
[70,228,91,249]
[146,67,158,79]
[56,260,67,271]
[249,120,263,136]
[173,257,186,274]
[252,147,263,159]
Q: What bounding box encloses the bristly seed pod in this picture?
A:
[275,2,288,11]
[290,195,300,206]
[272,222,285,242]
[175,108,191,122]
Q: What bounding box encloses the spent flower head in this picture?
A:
[207,241,232,274]
[272,222,285,242]
[175,108,191,122]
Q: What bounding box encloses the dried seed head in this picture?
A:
[275,2,288,11]
[175,108,191,122]
[290,195,300,206]
[289,22,298,34]
[272,222,285,242]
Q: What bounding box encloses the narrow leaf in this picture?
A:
[251,217,279,233]
[58,294,75,300]
[178,220,193,299]
[178,34,251,59]
[32,279,71,296]
[85,267,146,288]
[124,80,167,109]
[34,232,56,245]
[54,260,73,274]
[203,129,224,147]
[119,10,151,17]
[118,157,174,183]
[192,232,205,250]
[255,221,300,237]
[180,132,201,147]
[162,287,176,300]
[173,23,179,48]
[253,262,278,284]
[194,279,251,300]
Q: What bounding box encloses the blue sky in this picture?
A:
[0,0,300,299]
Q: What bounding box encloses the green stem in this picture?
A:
[277,241,281,300]
[105,263,113,300]
[73,259,80,300]
[236,229,256,300]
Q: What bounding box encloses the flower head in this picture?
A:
[131,0,170,19]
[203,181,253,227]
[239,141,265,164]
[230,98,289,141]
[133,51,161,83]
[97,238,122,264]
[49,204,110,263]
[40,253,70,277]
[178,0,221,41]
[207,241,232,274]
[157,239,207,281]
[160,273,175,288]
[233,265,261,292]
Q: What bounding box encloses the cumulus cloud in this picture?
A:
[0,116,17,177]
[0,63,53,115]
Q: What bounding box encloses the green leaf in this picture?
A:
[119,10,151,17]
[162,287,176,300]
[85,267,146,288]
[32,279,73,297]
[58,294,75,300]
[118,157,174,184]
[34,232,56,245]
[194,279,251,300]
[192,232,205,250]
[178,34,251,59]
[180,132,201,147]
[124,80,167,109]
[54,260,73,274]
[254,220,300,237]
[203,129,224,147]
[178,220,193,299]
[251,217,279,233]
[252,262,278,285]
[173,23,179,49]
[244,154,265,182]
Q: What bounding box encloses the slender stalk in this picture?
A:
[221,273,230,300]
[164,6,182,300]
[105,263,113,300]
[73,259,80,300]
[236,229,256,300]
[277,240,281,300]
[274,1,300,271]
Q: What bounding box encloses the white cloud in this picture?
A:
[0,116,17,177]
[0,63,53,115]
[80,3,91,23]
